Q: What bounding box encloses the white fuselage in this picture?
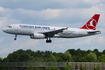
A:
[3,24,101,39]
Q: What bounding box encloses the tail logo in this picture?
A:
[86,18,97,30]
[80,14,100,30]
[89,19,96,27]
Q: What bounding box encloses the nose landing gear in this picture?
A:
[14,35,17,40]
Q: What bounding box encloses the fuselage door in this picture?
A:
[14,25,18,31]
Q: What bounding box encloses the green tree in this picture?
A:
[33,57,44,62]
[87,52,97,62]
[63,51,72,62]
[94,65,100,70]
[94,49,99,53]
[94,49,102,57]
[55,52,64,62]
[87,50,92,53]
[67,49,88,62]
[19,52,30,62]
[15,49,24,54]
[80,64,86,70]
[98,54,105,62]
[48,53,57,62]
[3,58,8,62]
[7,53,20,62]
[103,50,105,54]
[0,57,3,62]
[4,48,105,62]
[63,65,72,70]
[67,49,76,55]
[25,49,35,56]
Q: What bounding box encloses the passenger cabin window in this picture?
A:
[8,26,12,28]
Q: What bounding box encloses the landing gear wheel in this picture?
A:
[46,40,49,43]
[46,38,52,43]
[14,38,17,40]
[49,40,52,43]
[14,35,17,40]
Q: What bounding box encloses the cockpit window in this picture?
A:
[8,26,12,28]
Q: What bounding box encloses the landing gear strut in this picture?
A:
[46,37,52,43]
[14,35,17,40]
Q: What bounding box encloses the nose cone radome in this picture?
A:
[3,28,7,32]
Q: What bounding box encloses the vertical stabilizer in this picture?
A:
[80,14,100,30]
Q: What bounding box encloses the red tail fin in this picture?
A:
[80,14,100,30]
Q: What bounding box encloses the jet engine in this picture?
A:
[30,33,45,39]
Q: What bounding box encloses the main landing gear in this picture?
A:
[46,38,52,43]
[14,35,17,40]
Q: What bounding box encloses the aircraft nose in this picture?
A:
[2,28,7,32]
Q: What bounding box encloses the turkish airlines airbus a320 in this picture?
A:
[3,14,101,43]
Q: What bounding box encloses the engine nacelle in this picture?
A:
[30,33,45,39]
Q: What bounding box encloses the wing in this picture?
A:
[40,28,67,37]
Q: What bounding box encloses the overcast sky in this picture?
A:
[0,0,105,58]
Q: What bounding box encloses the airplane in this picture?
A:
[3,14,101,43]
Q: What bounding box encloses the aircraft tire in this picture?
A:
[46,40,52,43]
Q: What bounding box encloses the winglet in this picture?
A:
[80,14,100,30]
